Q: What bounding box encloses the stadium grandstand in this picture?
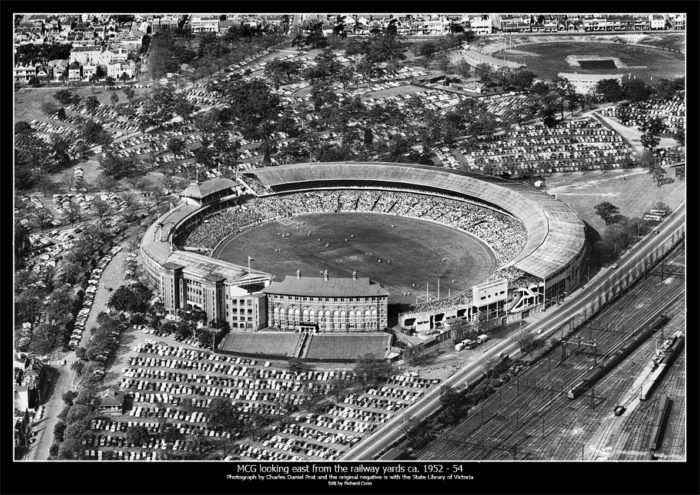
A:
[141,162,585,342]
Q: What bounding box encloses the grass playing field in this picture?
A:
[218,331,304,357]
[305,333,391,361]
[213,212,496,307]
[496,41,684,81]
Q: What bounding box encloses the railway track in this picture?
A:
[654,350,686,460]
[417,247,685,460]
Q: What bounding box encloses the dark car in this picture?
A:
[614,405,626,416]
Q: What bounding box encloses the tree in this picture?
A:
[110,92,119,105]
[640,150,670,188]
[207,398,241,433]
[108,283,152,313]
[97,172,118,192]
[84,96,100,112]
[70,360,85,376]
[41,101,60,116]
[419,42,436,59]
[15,223,32,270]
[54,89,79,106]
[62,390,79,406]
[288,358,311,375]
[92,198,111,223]
[123,86,135,101]
[623,79,650,103]
[353,353,395,386]
[126,425,150,446]
[32,207,54,232]
[82,120,110,145]
[595,78,624,102]
[53,421,67,442]
[474,63,494,86]
[594,202,620,225]
[517,334,535,353]
[100,152,139,180]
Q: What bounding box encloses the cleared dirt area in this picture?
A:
[546,168,685,234]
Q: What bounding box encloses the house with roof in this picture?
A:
[96,389,125,415]
[649,14,668,30]
[68,61,82,81]
[70,45,102,65]
[107,60,135,79]
[81,64,97,81]
[14,65,37,83]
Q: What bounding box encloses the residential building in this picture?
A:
[13,65,37,83]
[190,15,220,33]
[469,16,493,34]
[68,61,82,81]
[82,64,96,80]
[649,14,668,30]
[70,45,102,65]
[107,60,135,79]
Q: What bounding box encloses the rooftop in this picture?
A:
[166,251,269,286]
[180,178,236,200]
[263,275,390,298]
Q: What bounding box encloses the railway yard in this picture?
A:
[418,245,685,461]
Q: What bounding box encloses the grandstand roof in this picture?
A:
[251,162,586,280]
[263,275,390,298]
[167,251,269,285]
[140,203,202,265]
[180,178,236,200]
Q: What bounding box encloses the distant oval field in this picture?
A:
[496,41,684,81]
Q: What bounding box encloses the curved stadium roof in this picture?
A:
[250,162,586,280]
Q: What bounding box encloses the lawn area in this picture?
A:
[305,332,391,361]
[15,85,151,123]
[546,167,685,234]
[496,41,684,81]
[218,331,304,357]
[362,84,426,100]
[213,212,497,306]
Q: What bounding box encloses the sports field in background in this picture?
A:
[213,212,497,306]
[495,42,684,81]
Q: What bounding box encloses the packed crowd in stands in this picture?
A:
[460,118,633,175]
[178,188,527,267]
[598,92,686,135]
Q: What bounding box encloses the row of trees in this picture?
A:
[595,76,684,104]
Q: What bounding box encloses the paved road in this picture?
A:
[23,245,129,461]
[341,204,685,460]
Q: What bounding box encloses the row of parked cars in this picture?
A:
[69,245,123,350]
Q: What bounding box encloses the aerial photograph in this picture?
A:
[13,12,686,464]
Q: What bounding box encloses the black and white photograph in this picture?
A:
[6,5,697,495]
